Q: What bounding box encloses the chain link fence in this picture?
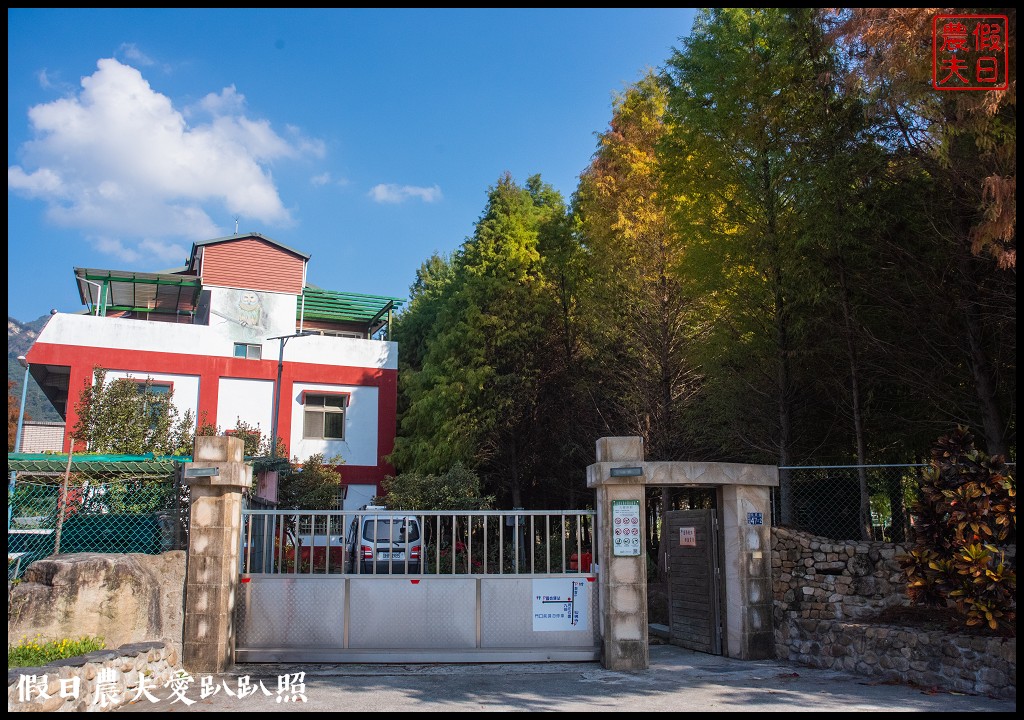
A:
[8,455,189,581]
[772,462,1016,543]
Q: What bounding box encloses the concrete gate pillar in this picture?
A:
[588,436,778,669]
[182,436,252,673]
[719,484,775,659]
[587,437,648,671]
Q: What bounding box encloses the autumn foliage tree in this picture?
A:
[827,8,1016,460]
[575,71,699,462]
[827,7,1016,271]
[388,9,1015,518]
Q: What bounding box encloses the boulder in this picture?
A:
[8,552,185,653]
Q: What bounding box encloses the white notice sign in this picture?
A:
[611,499,642,556]
[679,527,696,547]
[532,578,589,631]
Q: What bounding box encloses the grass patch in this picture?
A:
[8,635,106,669]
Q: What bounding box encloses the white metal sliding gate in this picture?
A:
[235,509,599,663]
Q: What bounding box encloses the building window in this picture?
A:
[128,379,173,396]
[302,393,348,440]
[127,379,173,428]
[234,343,262,360]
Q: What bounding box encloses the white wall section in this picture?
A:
[290,383,379,466]
[217,378,275,438]
[35,313,398,370]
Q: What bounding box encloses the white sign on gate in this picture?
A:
[679,526,697,547]
[611,499,642,556]
[532,578,589,631]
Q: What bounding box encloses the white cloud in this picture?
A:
[285,124,326,159]
[8,57,323,262]
[139,237,190,263]
[93,236,142,263]
[194,85,247,116]
[369,183,442,204]
[310,172,350,188]
[119,43,156,67]
[93,235,190,265]
[8,166,64,196]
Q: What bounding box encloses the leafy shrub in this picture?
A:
[277,454,343,509]
[8,635,106,669]
[382,463,494,511]
[900,426,1016,635]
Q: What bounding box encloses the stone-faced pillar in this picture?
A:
[720,484,775,659]
[586,436,648,671]
[182,436,252,673]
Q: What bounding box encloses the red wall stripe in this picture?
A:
[27,341,397,490]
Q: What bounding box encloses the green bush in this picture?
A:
[900,426,1016,635]
[382,463,494,511]
[277,454,343,509]
[8,635,106,669]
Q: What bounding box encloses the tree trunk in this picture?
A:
[656,488,672,580]
[962,293,1007,458]
[765,158,793,525]
[774,261,794,525]
[509,440,522,510]
[837,258,873,541]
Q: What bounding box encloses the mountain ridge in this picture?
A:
[8,314,63,424]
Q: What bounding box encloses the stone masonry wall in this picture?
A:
[773,526,909,621]
[7,641,181,712]
[772,527,1015,699]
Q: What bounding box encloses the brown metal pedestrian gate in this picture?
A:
[665,510,722,655]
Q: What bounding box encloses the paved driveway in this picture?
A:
[113,642,1015,713]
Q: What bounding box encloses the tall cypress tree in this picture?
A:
[391,173,568,507]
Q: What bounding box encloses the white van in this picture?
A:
[346,507,422,574]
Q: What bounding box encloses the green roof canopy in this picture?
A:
[7,453,188,476]
[75,268,202,316]
[299,287,405,329]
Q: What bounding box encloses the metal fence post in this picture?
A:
[52,450,74,555]
[174,462,184,550]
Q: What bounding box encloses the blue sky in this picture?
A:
[8,8,696,323]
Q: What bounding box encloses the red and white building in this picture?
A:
[25,232,403,509]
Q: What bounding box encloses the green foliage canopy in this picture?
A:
[391,172,571,508]
[70,367,194,456]
[382,463,495,511]
[277,453,343,510]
